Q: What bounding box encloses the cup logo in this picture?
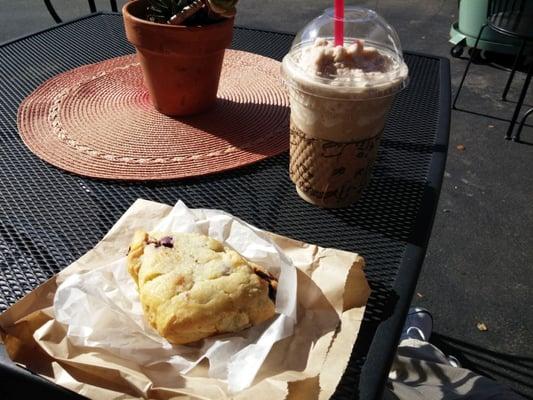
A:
[290,126,382,206]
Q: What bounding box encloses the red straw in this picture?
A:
[334,0,344,46]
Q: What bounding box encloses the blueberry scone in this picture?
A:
[127,231,277,344]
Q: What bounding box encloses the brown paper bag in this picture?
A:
[0,199,370,399]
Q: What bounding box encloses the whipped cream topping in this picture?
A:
[300,38,392,77]
[292,38,408,91]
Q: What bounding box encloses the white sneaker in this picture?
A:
[400,307,433,342]
[447,354,461,368]
[399,308,462,367]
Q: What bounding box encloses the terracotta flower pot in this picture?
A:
[123,0,234,116]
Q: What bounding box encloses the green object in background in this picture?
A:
[449,0,529,57]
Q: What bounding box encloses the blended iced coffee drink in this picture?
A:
[282,8,408,207]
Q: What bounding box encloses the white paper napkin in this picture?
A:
[54,201,297,392]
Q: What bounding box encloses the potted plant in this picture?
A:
[123,0,238,116]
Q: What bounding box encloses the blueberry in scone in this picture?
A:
[127,231,277,345]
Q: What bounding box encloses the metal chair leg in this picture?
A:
[452,24,489,109]
[505,61,533,140]
[44,0,62,23]
[88,0,97,13]
[502,39,526,101]
[513,107,533,142]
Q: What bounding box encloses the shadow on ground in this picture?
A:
[432,334,533,399]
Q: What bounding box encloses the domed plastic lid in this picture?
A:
[281,7,408,99]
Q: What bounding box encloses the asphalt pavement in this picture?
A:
[0,0,532,398]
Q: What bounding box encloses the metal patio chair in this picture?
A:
[452,0,533,141]
[44,0,119,23]
[515,107,533,139]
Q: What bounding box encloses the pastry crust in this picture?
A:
[127,231,277,344]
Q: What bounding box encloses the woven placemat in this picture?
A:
[17,50,289,180]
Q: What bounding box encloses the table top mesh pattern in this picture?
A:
[0,13,446,400]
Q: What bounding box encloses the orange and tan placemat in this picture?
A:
[17,50,289,180]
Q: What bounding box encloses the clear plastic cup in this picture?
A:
[281,7,408,208]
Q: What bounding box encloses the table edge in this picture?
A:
[359,57,451,400]
[0,359,86,399]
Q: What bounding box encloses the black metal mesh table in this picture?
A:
[0,13,450,400]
